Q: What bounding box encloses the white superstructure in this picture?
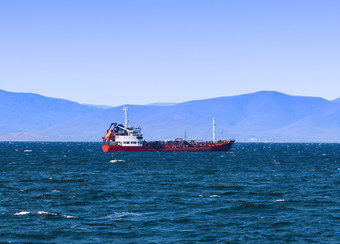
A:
[105,107,144,147]
[115,124,144,147]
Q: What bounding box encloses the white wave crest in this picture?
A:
[110,159,125,163]
[14,211,30,215]
[37,211,58,216]
[274,199,287,202]
[36,211,74,218]
[61,214,75,218]
[109,212,139,220]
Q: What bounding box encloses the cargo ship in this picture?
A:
[102,107,235,152]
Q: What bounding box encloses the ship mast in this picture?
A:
[123,107,128,128]
[213,117,216,142]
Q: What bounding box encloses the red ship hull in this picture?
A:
[102,140,235,152]
[102,113,235,153]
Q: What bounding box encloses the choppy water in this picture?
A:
[0,142,339,243]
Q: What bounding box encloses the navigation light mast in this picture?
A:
[123,107,128,128]
[213,117,216,142]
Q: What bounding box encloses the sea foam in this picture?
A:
[14,211,31,215]
[110,159,125,163]
[274,199,287,202]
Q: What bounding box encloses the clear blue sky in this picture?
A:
[0,0,339,106]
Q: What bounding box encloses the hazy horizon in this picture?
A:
[1,88,339,108]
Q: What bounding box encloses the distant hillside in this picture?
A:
[0,89,102,137]
[333,98,340,103]
[41,91,340,142]
[147,102,177,106]
[82,104,113,109]
[1,89,340,142]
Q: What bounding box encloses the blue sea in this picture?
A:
[0,142,339,243]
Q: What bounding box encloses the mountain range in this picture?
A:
[1,89,340,142]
